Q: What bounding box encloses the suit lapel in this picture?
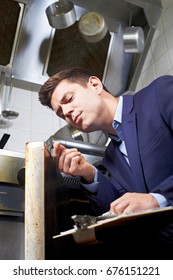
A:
[122,96,147,192]
[110,140,137,192]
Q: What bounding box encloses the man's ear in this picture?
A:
[88,76,103,94]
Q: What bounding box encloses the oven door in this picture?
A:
[0,184,24,260]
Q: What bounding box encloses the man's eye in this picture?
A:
[67,96,73,102]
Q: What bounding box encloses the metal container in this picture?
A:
[78,12,108,43]
[0,149,25,185]
[0,214,24,260]
[123,26,145,53]
[46,0,76,29]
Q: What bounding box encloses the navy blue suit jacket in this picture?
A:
[93,75,173,212]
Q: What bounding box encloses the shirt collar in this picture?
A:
[109,96,123,141]
[113,95,123,124]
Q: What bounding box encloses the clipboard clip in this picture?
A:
[71,214,116,229]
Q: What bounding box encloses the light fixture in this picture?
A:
[46,0,76,29]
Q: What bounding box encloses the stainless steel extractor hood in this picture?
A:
[0,0,162,95]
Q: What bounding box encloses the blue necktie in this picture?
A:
[113,120,129,164]
[113,120,123,143]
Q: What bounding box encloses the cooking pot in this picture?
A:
[123,26,145,53]
[78,11,108,43]
[46,0,76,29]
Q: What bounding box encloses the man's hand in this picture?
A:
[52,141,95,183]
[110,192,159,215]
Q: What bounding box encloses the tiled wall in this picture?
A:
[0,84,67,153]
[1,0,173,153]
[136,0,173,90]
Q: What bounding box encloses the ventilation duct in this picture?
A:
[0,0,162,95]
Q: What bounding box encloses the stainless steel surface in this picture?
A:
[45,124,107,165]
[2,74,19,119]
[45,123,107,157]
[128,25,156,91]
[0,149,25,184]
[0,0,162,95]
[78,11,108,43]
[69,126,84,141]
[53,139,106,157]
[46,0,76,29]
[0,215,24,260]
[0,145,24,261]
[123,26,144,53]
[0,184,24,212]
[0,71,7,128]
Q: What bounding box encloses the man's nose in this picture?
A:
[62,104,73,117]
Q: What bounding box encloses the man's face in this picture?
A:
[51,77,104,132]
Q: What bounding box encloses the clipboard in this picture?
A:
[53,206,173,244]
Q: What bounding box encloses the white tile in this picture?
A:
[32,90,53,115]
[31,111,53,134]
[152,19,164,42]
[161,0,173,11]
[151,34,167,61]
[0,129,8,138]
[164,24,173,49]
[52,114,64,132]
[141,65,156,87]
[168,46,173,68]
[142,49,154,72]
[164,69,173,75]
[31,131,51,143]
[161,3,173,30]
[4,128,31,153]
[11,107,32,131]
[10,87,32,110]
[154,52,171,76]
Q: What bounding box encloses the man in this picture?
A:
[39,67,173,257]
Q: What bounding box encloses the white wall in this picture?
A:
[0,85,67,153]
[1,0,173,153]
[136,0,173,90]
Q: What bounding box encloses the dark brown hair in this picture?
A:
[38,67,98,109]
